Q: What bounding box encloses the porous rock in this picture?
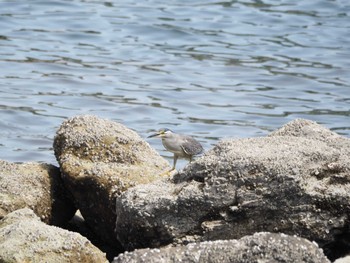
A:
[53,115,170,245]
[0,208,108,263]
[115,119,350,260]
[113,232,330,263]
[0,160,75,225]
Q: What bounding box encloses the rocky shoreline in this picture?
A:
[1,115,349,262]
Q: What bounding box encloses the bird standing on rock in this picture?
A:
[148,128,203,170]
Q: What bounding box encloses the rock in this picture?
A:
[53,115,170,246]
[0,208,108,263]
[0,160,75,225]
[115,119,350,260]
[113,232,330,263]
[334,255,350,263]
[66,210,119,261]
[268,118,342,141]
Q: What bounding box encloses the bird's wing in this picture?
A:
[181,136,203,156]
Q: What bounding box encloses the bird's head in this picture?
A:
[148,128,173,138]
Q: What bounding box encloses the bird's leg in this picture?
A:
[189,156,193,163]
[172,154,178,170]
[160,154,177,176]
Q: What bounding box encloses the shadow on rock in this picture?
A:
[0,160,76,226]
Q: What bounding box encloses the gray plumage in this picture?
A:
[148,128,203,170]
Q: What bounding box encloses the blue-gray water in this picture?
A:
[1,0,349,168]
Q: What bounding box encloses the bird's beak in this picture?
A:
[148,132,161,138]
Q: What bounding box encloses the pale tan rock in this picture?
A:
[0,160,75,225]
[334,255,350,263]
[53,115,170,245]
[0,208,108,263]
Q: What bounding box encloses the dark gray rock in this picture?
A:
[115,119,350,260]
[53,115,170,246]
[113,232,330,263]
[0,208,108,263]
[0,160,75,225]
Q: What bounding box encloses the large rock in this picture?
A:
[113,232,330,263]
[115,119,350,259]
[0,160,75,225]
[0,208,108,262]
[53,115,170,245]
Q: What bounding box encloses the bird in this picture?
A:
[148,128,203,170]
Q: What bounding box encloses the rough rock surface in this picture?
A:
[113,232,330,263]
[115,119,350,259]
[0,208,108,263]
[54,115,170,245]
[0,160,75,225]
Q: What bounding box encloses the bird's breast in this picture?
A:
[161,137,186,156]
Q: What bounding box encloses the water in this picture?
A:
[0,0,349,168]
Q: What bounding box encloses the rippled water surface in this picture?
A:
[1,0,349,167]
